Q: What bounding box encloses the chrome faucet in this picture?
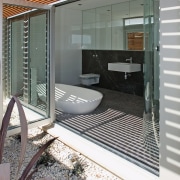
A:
[126,57,132,63]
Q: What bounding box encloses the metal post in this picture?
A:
[0,1,3,126]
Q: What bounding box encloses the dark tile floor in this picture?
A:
[55,87,159,176]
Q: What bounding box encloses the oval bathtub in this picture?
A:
[55,84,103,114]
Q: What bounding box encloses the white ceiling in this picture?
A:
[63,0,131,10]
[60,0,144,18]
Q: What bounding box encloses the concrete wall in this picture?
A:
[55,7,82,85]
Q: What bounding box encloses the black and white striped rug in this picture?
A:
[56,88,159,176]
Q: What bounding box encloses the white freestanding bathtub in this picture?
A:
[55,84,103,114]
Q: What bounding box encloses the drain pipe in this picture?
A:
[125,72,127,79]
[124,72,131,79]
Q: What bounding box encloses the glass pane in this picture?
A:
[82,9,96,49]
[153,0,160,103]
[143,0,159,175]
[127,32,144,50]
[144,0,154,113]
[29,13,48,114]
[11,20,24,98]
[112,2,129,50]
[5,8,52,129]
[125,17,144,26]
[96,5,111,50]
[130,0,144,18]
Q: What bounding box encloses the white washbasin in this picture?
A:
[108,62,141,73]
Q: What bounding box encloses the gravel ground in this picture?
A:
[3,127,121,180]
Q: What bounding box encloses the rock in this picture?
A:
[3,127,120,180]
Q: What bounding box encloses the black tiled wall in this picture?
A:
[82,50,144,96]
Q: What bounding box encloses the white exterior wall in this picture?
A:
[160,0,180,179]
[55,7,82,85]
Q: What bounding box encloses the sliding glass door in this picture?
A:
[29,13,49,113]
[143,0,160,175]
[11,19,24,98]
[2,6,56,132]
[10,11,49,117]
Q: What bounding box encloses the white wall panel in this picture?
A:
[55,7,82,85]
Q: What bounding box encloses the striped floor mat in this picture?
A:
[56,108,159,176]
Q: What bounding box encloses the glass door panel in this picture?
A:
[2,2,54,136]
[29,13,49,115]
[143,0,159,175]
[11,19,24,99]
[8,10,51,128]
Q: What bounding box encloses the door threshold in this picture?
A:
[44,123,159,180]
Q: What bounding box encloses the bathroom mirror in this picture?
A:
[82,0,144,50]
[111,2,129,50]
[82,8,96,49]
[96,5,111,50]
